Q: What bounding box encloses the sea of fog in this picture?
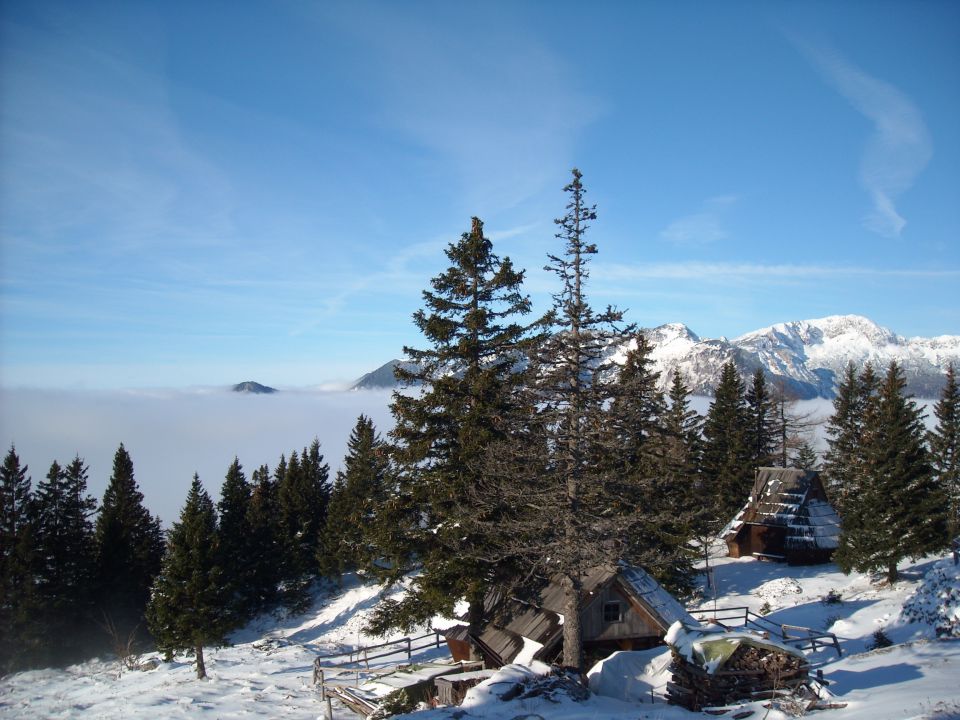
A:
[0,387,936,525]
[0,387,395,524]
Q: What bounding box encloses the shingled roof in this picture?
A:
[723,468,841,563]
[460,564,697,667]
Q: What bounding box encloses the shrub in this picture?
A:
[868,627,893,650]
[821,589,843,605]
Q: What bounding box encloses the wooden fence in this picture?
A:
[689,606,842,657]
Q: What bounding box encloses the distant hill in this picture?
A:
[351,360,419,390]
[352,315,960,399]
[231,381,277,394]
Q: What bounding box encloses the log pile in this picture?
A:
[666,643,809,711]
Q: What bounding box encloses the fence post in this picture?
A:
[325,695,333,720]
[406,637,412,660]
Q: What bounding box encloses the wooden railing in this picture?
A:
[312,631,462,720]
[312,630,446,687]
[689,606,842,657]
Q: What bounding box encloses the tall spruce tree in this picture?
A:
[609,336,697,596]
[33,457,98,665]
[929,363,960,538]
[147,475,228,679]
[0,446,39,673]
[662,372,702,486]
[369,216,544,638]
[94,444,164,644]
[823,363,876,515]
[216,458,253,625]
[324,415,389,578]
[701,362,752,525]
[245,464,283,611]
[745,369,778,468]
[834,362,947,582]
[276,443,329,607]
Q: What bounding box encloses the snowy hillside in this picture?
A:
[2,551,958,719]
[357,315,960,399]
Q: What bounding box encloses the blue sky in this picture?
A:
[2,0,958,390]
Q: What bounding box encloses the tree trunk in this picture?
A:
[195,643,206,679]
[561,573,583,673]
[467,584,485,662]
[887,563,898,584]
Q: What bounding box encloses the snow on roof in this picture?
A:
[618,563,698,628]
[724,468,841,551]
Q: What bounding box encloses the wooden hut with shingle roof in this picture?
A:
[723,467,841,565]
[444,563,696,669]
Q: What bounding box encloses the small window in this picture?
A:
[603,601,623,623]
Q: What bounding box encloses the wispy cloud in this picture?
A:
[659,195,737,246]
[305,4,603,213]
[2,35,234,248]
[799,43,932,237]
[597,261,960,282]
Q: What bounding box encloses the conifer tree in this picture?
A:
[94,444,164,644]
[929,363,960,538]
[609,334,666,480]
[834,362,947,583]
[245,464,283,611]
[0,446,39,673]
[276,443,329,606]
[369,215,545,638]
[33,456,98,665]
[791,441,819,471]
[823,363,876,515]
[701,362,752,525]
[609,336,697,596]
[216,458,252,625]
[469,169,635,672]
[147,475,228,679]
[324,415,389,578]
[662,372,702,484]
[745,369,778,468]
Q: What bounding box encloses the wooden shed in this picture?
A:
[444,563,696,669]
[723,468,841,565]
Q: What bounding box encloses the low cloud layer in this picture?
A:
[2,388,936,527]
[0,387,395,524]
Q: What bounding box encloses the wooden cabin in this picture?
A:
[723,468,841,565]
[444,564,696,669]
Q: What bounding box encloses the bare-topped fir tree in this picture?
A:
[469,169,636,673]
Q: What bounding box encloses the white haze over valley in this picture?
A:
[0,387,395,524]
[2,385,939,525]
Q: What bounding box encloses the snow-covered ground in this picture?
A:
[2,551,958,719]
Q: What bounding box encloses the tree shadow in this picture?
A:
[826,662,923,693]
[704,559,844,597]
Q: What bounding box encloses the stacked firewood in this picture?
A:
[666,644,809,711]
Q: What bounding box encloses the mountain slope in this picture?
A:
[5,552,954,719]
[356,315,960,398]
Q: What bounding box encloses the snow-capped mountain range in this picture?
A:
[354,315,960,399]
